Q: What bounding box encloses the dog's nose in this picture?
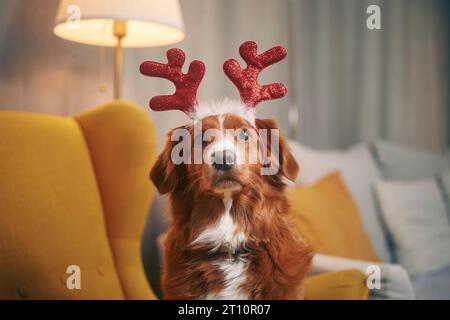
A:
[211,150,236,171]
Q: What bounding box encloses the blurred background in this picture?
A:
[1,0,449,151]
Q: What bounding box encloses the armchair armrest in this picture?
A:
[305,269,369,300]
[309,254,415,300]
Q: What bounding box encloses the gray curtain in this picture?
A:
[1,0,448,151]
[290,0,449,150]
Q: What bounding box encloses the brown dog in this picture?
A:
[151,109,312,299]
[141,41,312,299]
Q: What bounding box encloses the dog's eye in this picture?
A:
[238,129,251,142]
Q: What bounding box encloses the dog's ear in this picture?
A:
[150,128,187,195]
[255,118,299,182]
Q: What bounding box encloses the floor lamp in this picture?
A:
[53,0,185,100]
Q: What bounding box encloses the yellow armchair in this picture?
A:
[0,100,157,299]
[0,101,368,300]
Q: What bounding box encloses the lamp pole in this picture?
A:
[113,20,127,100]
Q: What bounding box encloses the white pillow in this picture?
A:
[375,178,450,275]
[373,141,450,180]
[288,141,391,262]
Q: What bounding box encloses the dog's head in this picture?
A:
[150,106,298,196]
[141,41,296,196]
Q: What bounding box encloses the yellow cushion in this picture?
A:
[0,112,124,299]
[305,270,369,300]
[75,100,158,299]
[288,172,379,261]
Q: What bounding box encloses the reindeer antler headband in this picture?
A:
[139,41,287,119]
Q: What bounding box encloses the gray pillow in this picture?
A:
[439,171,450,204]
[372,141,450,180]
[411,266,450,300]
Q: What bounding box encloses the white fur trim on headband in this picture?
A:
[191,99,255,125]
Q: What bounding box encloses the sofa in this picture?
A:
[286,139,450,299]
[0,100,369,300]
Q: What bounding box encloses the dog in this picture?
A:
[141,41,313,300]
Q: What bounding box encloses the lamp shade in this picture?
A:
[53,0,185,48]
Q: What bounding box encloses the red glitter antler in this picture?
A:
[223,41,287,108]
[139,48,205,115]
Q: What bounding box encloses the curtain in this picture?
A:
[289,0,449,150]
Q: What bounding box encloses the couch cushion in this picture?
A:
[288,141,391,262]
[0,112,124,299]
[288,172,379,261]
[411,266,450,300]
[372,141,450,180]
[375,178,450,276]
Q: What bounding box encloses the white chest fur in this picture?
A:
[192,192,248,300]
